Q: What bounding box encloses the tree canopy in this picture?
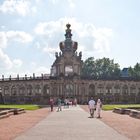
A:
[82,57,140,79]
[128,63,140,79]
[81,57,121,79]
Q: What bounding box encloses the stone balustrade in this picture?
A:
[113,108,140,119]
[0,108,25,119]
[129,110,140,119]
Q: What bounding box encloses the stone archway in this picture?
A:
[88,84,95,99]
[0,87,4,104]
[97,84,104,102]
[11,86,17,104]
[26,85,33,103]
[19,86,25,103]
[64,83,74,98]
[114,84,121,103]
[130,85,136,103]
[43,85,50,104]
[122,85,129,103]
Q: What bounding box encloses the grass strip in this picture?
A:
[0,105,40,110]
[103,104,140,111]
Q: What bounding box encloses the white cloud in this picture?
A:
[34,18,113,57]
[13,59,23,67]
[0,30,32,72]
[0,32,7,48]
[0,49,23,73]
[34,66,50,75]
[43,47,59,54]
[34,21,63,35]
[1,25,6,29]
[35,0,42,3]
[0,31,33,49]
[6,31,33,43]
[0,49,13,70]
[93,28,113,52]
[0,0,36,16]
[50,0,59,4]
[35,42,41,49]
[68,0,75,8]
[49,0,75,8]
[13,64,50,77]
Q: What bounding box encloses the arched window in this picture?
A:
[114,85,120,93]
[43,85,50,95]
[106,85,112,94]
[35,85,41,94]
[11,86,17,96]
[65,84,74,97]
[19,86,25,96]
[4,86,9,95]
[81,87,85,95]
[27,85,33,96]
[89,84,95,97]
[130,85,136,94]
[122,85,128,94]
[65,65,73,76]
[121,85,129,103]
[97,84,104,94]
[0,87,4,104]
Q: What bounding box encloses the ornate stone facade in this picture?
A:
[0,24,140,104]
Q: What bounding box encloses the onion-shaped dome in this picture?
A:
[59,24,78,53]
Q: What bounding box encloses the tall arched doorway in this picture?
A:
[64,83,74,98]
[89,84,95,99]
[0,87,4,104]
[43,85,50,104]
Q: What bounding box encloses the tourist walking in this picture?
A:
[96,99,102,118]
[88,97,95,118]
[49,97,54,112]
[74,97,77,106]
[57,98,62,112]
[64,98,69,108]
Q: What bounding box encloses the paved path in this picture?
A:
[15,106,129,140]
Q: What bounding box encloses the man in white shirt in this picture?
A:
[88,97,95,118]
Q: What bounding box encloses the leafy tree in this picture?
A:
[81,57,96,78]
[128,63,140,78]
[82,57,120,79]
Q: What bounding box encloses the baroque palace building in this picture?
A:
[0,24,140,104]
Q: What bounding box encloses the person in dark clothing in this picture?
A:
[49,97,54,112]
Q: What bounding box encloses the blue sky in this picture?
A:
[0,0,140,78]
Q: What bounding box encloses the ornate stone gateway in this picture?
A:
[0,24,140,104]
[51,23,83,78]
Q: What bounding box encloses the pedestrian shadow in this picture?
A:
[88,116,102,119]
[88,116,94,118]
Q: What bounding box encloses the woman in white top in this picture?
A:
[96,99,102,118]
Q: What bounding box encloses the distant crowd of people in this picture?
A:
[49,97,77,112]
[49,96,102,118]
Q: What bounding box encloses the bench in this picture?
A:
[0,108,26,119]
[0,110,10,119]
[113,108,140,119]
[13,108,25,115]
[113,108,125,114]
[123,109,131,115]
[129,110,140,119]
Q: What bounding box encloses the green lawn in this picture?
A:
[0,104,40,110]
[102,104,140,111]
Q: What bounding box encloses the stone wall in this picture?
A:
[0,78,140,104]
